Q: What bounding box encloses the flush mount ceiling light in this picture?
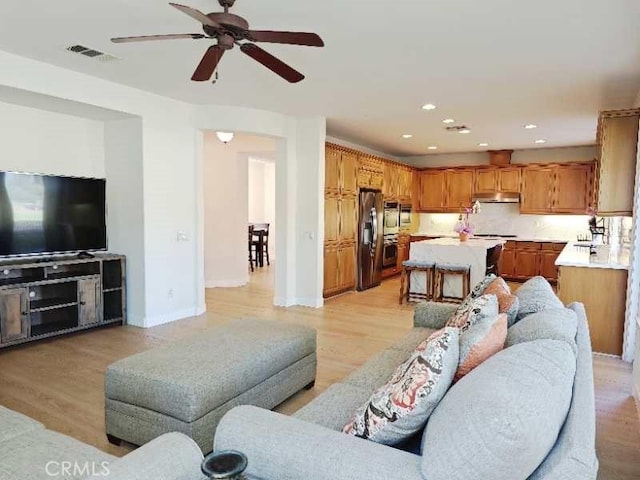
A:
[459,129,471,134]
[535,139,547,144]
[427,145,438,150]
[524,124,538,129]
[478,143,489,147]
[216,131,234,143]
[402,134,413,139]
[422,103,437,111]
[442,118,455,124]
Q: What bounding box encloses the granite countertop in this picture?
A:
[414,237,505,248]
[555,242,630,270]
[410,232,571,243]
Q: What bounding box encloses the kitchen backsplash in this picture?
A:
[418,203,632,241]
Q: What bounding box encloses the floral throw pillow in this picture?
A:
[483,277,519,327]
[343,327,459,445]
[445,294,499,332]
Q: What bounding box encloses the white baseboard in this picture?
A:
[273,297,324,308]
[205,277,249,288]
[142,307,205,328]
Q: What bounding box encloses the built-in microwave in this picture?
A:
[400,204,412,227]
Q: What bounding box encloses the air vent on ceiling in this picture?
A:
[445,125,470,132]
[65,45,120,62]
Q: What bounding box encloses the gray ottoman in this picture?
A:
[105,319,316,453]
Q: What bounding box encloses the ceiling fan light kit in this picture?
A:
[111,0,324,84]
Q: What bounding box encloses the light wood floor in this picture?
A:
[0,267,639,479]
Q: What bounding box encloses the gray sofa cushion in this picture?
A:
[0,428,114,480]
[0,406,43,443]
[421,339,576,480]
[514,276,564,322]
[293,383,372,431]
[506,308,578,353]
[387,327,437,357]
[342,349,410,392]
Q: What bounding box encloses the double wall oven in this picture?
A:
[383,202,400,268]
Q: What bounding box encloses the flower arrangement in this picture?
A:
[453,201,481,240]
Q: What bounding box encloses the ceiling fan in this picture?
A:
[111,0,324,83]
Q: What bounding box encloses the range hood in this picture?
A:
[472,192,520,203]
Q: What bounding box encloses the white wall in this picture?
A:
[104,118,145,323]
[0,101,105,177]
[402,145,597,168]
[0,48,329,322]
[248,158,276,259]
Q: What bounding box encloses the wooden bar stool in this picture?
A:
[434,263,471,304]
[399,260,435,304]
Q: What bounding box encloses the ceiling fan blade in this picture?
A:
[248,31,324,47]
[169,2,221,29]
[240,43,304,83]
[192,45,225,82]
[111,33,205,43]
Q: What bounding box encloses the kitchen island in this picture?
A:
[409,237,505,299]
[556,242,630,357]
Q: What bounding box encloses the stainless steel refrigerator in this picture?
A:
[357,189,384,291]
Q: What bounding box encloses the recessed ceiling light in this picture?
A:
[402,134,413,139]
[535,139,547,144]
[524,124,538,129]
[478,143,489,147]
[459,129,471,134]
[422,104,437,111]
[427,146,438,150]
[442,118,455,124]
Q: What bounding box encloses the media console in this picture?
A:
[0,253,126,349]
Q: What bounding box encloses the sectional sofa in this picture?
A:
[215,290,598,479]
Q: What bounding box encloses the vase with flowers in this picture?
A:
[454,201,481,242]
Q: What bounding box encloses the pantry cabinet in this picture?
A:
[595,109,640,216]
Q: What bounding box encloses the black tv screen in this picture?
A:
[0,172,107,256]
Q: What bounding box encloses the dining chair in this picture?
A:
[252,223,270,267]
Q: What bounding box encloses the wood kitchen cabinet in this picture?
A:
[520,163,592,214]
[419,170,446,212]
[324,144,360,297]
[475,167,521,193]
[446,169,475,211]
[557,266,626,355]
[595,109,640,216]
[498,241,516,277]
[553,163,592,213]
[520,166,555,213]
[417,169,473,212]
[502,241,566,282]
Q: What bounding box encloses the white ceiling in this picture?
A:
[0,0,639,156]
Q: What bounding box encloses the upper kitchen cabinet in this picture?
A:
[474,167,521,193]
[595,109,640,216]
[325,144,359,197]
[358,155,384,190]
[499,168,522,192]
[520,166,555,213]
[521,163,593,214]
[382,162,399,199]
[417,169,474,212]
[446,169,475,211]
[553,163,592,213]
[418,170,446,212]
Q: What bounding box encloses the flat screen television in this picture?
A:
[0,171,107,257]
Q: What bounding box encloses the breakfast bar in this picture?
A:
[409,237,505,299]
